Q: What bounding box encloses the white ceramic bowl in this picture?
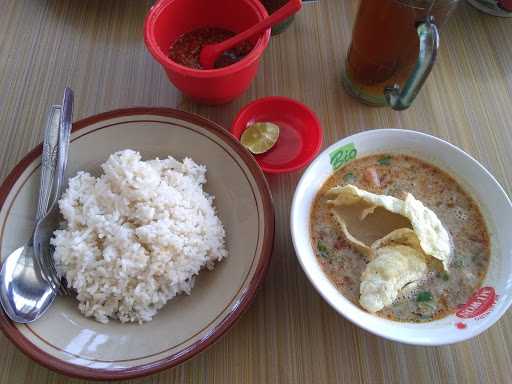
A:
[291,129,512,346]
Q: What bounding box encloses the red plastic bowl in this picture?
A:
[144,0,271,105]
[231,97,323,173]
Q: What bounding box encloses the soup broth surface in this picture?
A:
[310,154,490,322]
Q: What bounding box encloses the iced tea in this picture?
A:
[342,0,459,106]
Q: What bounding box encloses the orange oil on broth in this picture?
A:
[310,154,490,322]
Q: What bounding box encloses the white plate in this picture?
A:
[0,108,274,379]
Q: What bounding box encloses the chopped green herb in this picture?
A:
[440,271,450,281]
[416,291,433,302]
[319,251,329,259]
[419,301,437,311]
[317,240,329,258]
[452,257,464,268]
[343,172,357,183]
[377,155,392,166]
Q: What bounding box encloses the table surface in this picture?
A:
[1,0,512,383]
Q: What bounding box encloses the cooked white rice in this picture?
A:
[51,149,227,324]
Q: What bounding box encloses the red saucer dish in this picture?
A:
[231,96,323,173]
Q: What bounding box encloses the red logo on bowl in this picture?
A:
[456,287,496,319]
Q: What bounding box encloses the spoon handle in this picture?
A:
[46,88,74,212]
[57,89,73,197]
[36,106,62,222]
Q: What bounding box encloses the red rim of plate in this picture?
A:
[231,96,323,174]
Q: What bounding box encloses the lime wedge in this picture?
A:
[240,122,280,155]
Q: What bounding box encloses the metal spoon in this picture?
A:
[0,106,61,323]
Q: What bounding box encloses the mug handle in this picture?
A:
[384,16,439,111]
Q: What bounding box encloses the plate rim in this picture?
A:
[0,107,275,380]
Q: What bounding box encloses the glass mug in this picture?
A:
[467,0,512,17]
[342,0,460,110]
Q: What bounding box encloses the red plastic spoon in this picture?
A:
[199,0,302,69]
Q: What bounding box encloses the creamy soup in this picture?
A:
[310,154,490,322]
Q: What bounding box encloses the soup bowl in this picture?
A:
[291,129,512,346]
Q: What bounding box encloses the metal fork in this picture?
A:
[34,88,74,296]
[31,105,61,290]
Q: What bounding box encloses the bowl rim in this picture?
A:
[231,96,324,173]
[0,107,275,380]
[291,128,512,346]
[144,0,271,78]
